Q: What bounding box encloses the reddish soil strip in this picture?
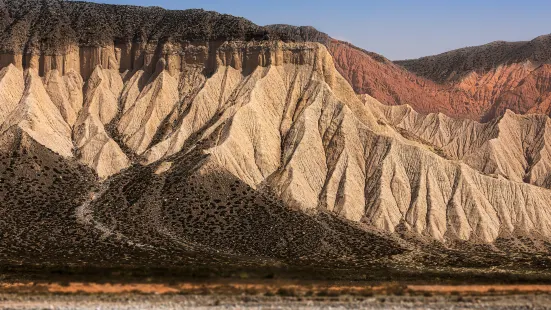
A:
[2,282,551,295]
[0,283,179,294]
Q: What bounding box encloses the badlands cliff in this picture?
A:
[2,0,551,274]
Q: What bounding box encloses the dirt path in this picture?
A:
[74,181,151,249]
[74,182,112,238]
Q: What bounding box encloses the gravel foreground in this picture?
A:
[1,294,551,310]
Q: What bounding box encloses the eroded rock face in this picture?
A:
[369,99,551,241]
[117,60,179,155]
[0,39,357,179]
[0,68,73,158]
[3,0,551,259]
[4,38,551,244]
[0,0,480,122]
[73,66,130,180]
[371,99,551,189]
[327,40,479,118]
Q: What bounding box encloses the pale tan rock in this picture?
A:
[43,69,83,127]
[0,64,25,125]
[143,65,244,163]
[74,66,130,178]
[0,69,73,157]
[73,111,130,179]
[83,66,123,125]
[371,99,551,189]
[154,161,173,175]
[120,70,146,113]
[118,60,179,154]
[196,46,378,222]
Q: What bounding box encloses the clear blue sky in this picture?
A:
[85,0,551,60]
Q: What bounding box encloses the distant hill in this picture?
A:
[395,34,551,120]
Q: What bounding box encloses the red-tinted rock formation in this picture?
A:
[392,34,551,121]
[327,39,484,119]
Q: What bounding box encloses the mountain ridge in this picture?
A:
[396,34,551,82]
[2,0,551,279]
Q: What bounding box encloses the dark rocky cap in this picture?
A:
[396,33,551,83]
[265,25,330,45]
[0,0,331,54]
